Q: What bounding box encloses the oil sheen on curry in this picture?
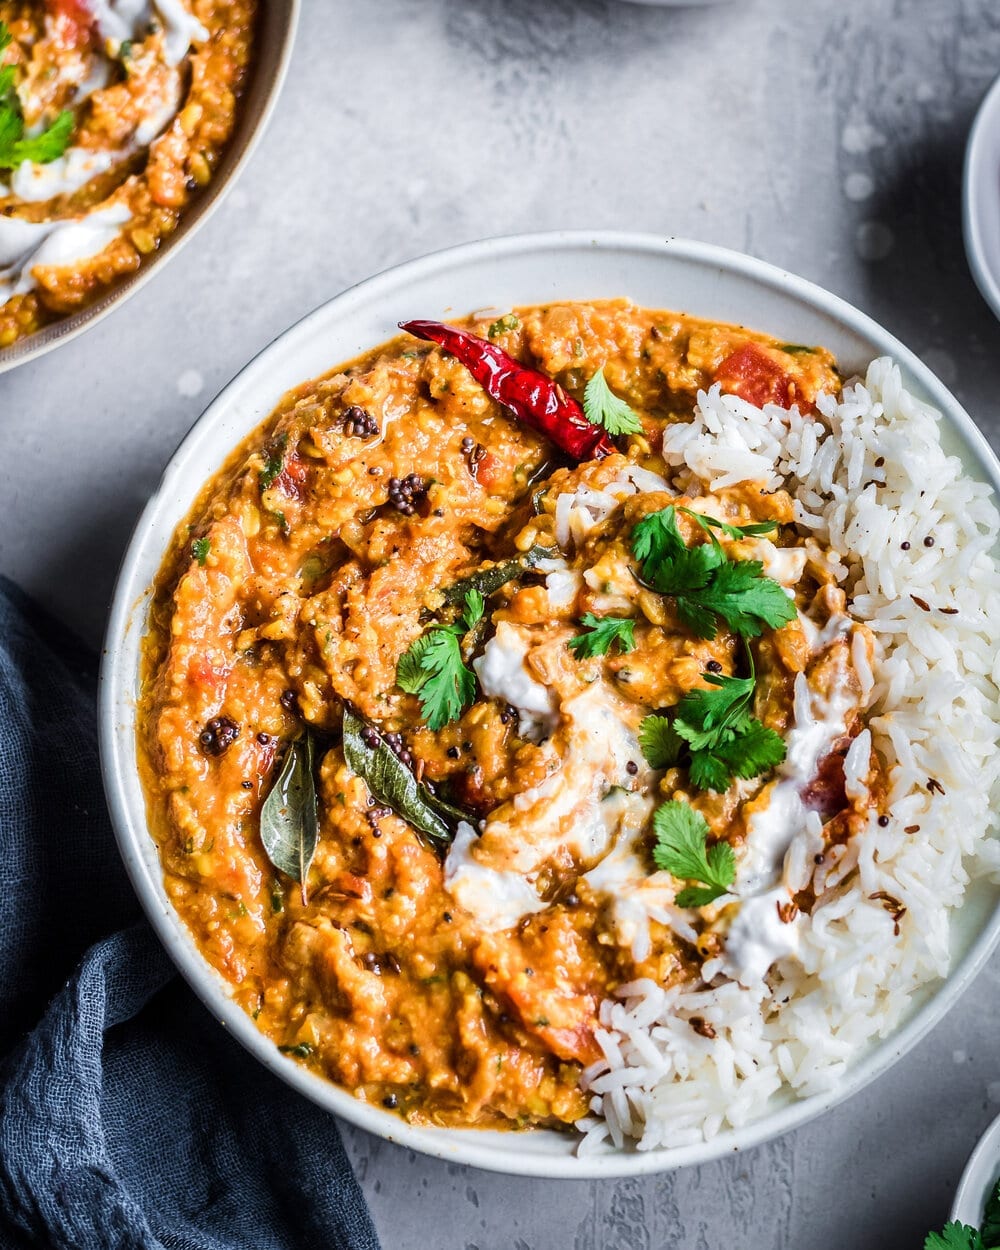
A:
[139,301,882,1131]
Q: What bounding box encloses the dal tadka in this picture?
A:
[138,300,1000,1146]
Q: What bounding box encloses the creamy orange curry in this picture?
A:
[139,301,881,1130]
[0,0,255,347]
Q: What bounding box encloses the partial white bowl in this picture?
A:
[99,231,1000,1178]
[964,71,1000,323]
[952,1112,1000,1227]
[0,2,299,374]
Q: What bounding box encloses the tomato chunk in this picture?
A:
[44,0,96,44]
[714,343,794,410]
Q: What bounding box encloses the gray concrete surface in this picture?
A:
[2,0,1000,1245]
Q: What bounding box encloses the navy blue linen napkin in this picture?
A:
[0,576,381,1250]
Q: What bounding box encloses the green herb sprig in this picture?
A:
[639,651,786,793]
[397,590,484,730]
[568,613,636,659]
[0,23,74,170]
[583,367,643,437]
[925,1175,1000,1249]
[259,433,288,491]
[487,313,519,339]
[652,801,735,908]
[631,505,795,640]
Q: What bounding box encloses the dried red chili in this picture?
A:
[399,319,614,462]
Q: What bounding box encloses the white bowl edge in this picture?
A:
[99,230,1000,1178]
[952,1111,1000,1227]
[963,71,1000,324]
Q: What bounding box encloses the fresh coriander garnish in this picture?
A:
[0,23,74,170]
[487,313,519,339]
[397,590,484,730]
[631,505,796,640]
[639,652,786,792]
[278,1042,315,1059]
[637,715,684,769]
[652,801,735,908]
[582,367,643,437]
[567,613,636,659]
[259,434,288,491]
[983,1177,1000,1246]
[924,1174,1000,1249]
[678,507,780,542]
[924,1227,984,1250]
[191,536,211,566]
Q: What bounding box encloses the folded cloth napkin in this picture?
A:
[0,576,381,1250]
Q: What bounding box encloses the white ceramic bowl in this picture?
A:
[0,2,299,375]
[952,1112,1000,1228]
[99,231,1000,1178]
[964,70,1000,323]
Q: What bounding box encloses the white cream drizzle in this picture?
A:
[442,671,648,932]
[472,623,557,741]
[6,147,122,202]
[90,0,209,66]
[0,204,131,298]
[1,0,205,215]
[444,822,547,932]
[723,640,860,986]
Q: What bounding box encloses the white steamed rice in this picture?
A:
[577,357,1000,1154]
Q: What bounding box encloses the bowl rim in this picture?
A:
[963,69,1000,323]
[952,1110,1000,1227]
[0,0,301,375]
[99,229,1000,1178]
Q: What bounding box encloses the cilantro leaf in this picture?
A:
[687,751,733,794]
[647,543,723,597]
[676,883,732,909]
[679,507,780,542]
[669,668,786,792]
[638,715,684,769]
[0,25,74,171]
[710,720,786,779]
[462,588,484,629]
[688,559,797,638]
[568,613,636,659]
[259,434,288,491]
[407,629,475,730]
[396,593,486,729]
[191,536,211,567]
[924,1225,984,1250]
[674,595,723,640]
[651,801,735,906]
[982,1177,1000,1246]
[2,109,73,166]
[487,313,519,339]
[583,367,643,436]
[672,674,754,750]
[688,722,786,792]
[631,506,687,568]
[629,506,796,641]
[396,632,436,694]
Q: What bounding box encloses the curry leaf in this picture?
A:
[260,732,319,904]
[342,707,465,847]
[439,544,549,610]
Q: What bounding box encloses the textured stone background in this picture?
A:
[2,0,1000,1245]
